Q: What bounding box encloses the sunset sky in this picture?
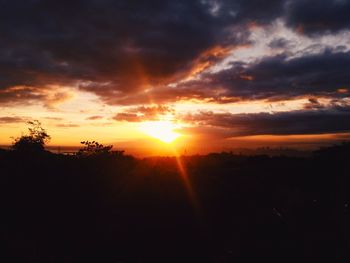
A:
[1,0,350,155]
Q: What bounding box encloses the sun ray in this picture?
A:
[172,148,201,215]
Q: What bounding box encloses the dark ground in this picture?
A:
[1,143,350,262]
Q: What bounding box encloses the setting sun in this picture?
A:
[139,121,181,143]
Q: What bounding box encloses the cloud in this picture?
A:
[268,38,292,49]
[181,105,350,137]
[56,123,80,128]
[176,49,350,102]
[1,0,350,108]
[112,113,142,123]
[129,105,174,116]
[285,0,350,35]
[0,116,26,124]
[44,117,64,121]
[113,105,174,122]
[0,0,288,105]
[0,86,47,105]
[86,116,104,121]
[0,85,73,108]
[43,90,74,109]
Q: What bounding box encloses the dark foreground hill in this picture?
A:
[1,144,350,262]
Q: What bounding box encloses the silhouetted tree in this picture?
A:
[12,120,51,153]
[76,141,124,157]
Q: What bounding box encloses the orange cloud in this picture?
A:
[185,45,234,80]
[337,88,348,94]
[240,75,254,81]
[113,105,175,122]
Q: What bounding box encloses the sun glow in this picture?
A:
[139,121,181,143]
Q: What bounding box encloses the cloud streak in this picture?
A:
[0,116,26,124]
[181,105,350,137]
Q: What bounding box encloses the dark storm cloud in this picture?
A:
[181,106,350,137]
[180,49,350,102]
[1,0,350,106]
[0,0,287,105]
[285,0,350,35]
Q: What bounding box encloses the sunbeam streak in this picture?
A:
[172,148,201,215]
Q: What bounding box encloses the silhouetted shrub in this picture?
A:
[76,140,124,157]
[11,120,50,153]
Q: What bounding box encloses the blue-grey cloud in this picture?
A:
[179,49,350,102]
[285,0,350,35]
[181,104,350,137]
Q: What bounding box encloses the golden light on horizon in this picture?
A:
[139,120,181,144]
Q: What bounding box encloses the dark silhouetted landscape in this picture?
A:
[1,122,350,262]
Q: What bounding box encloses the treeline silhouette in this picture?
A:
[1,122,350,262]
